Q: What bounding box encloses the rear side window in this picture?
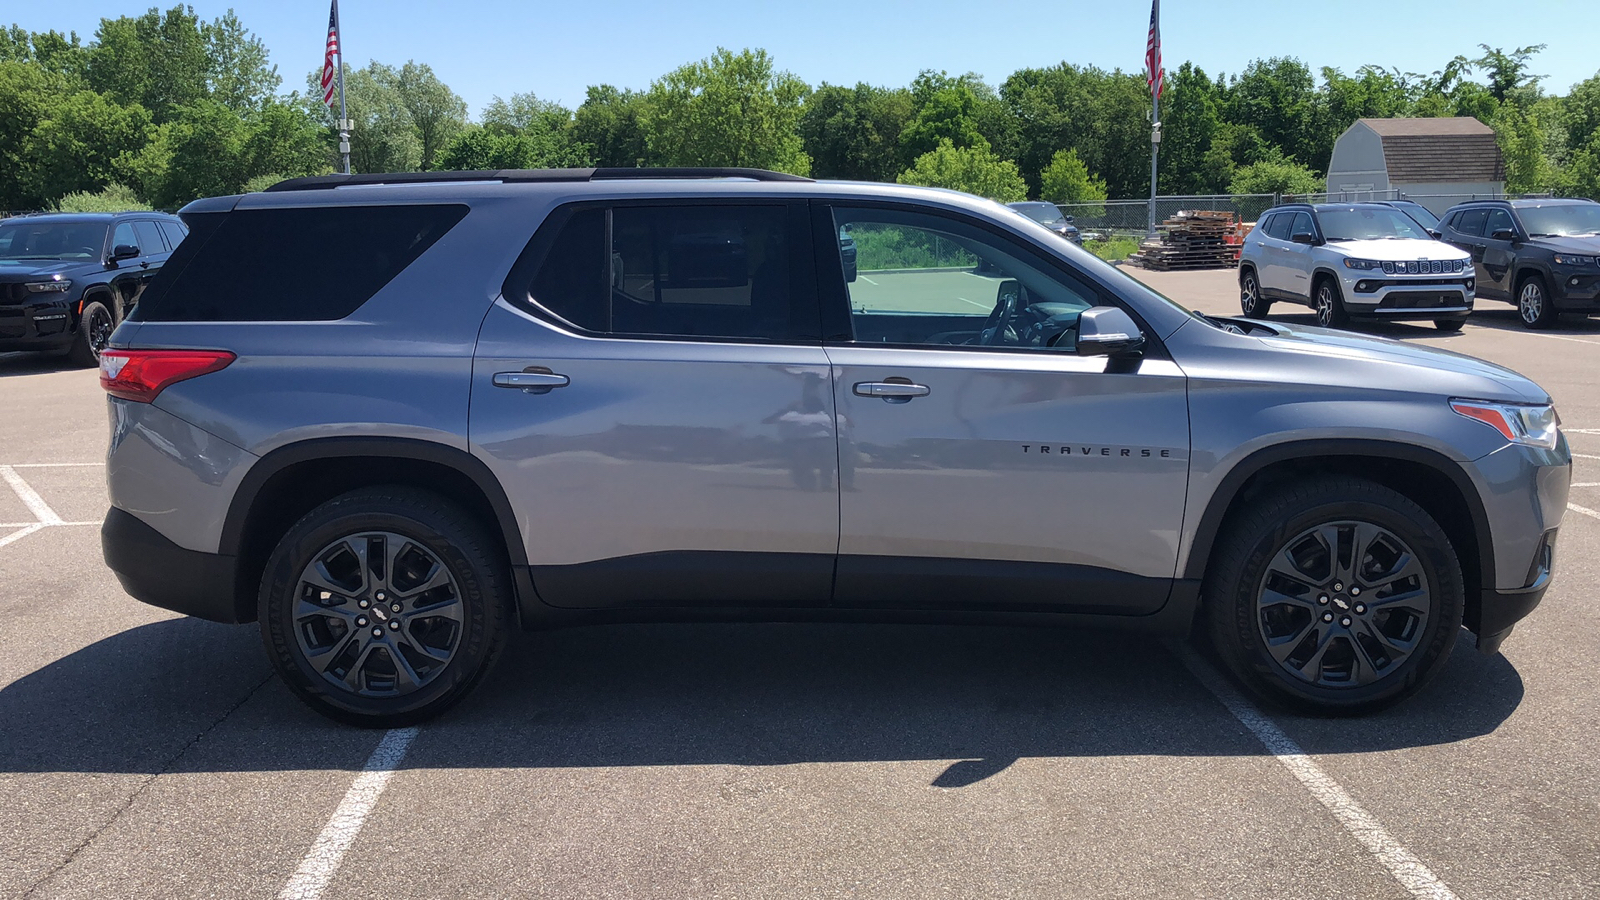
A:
[133,221,165,255]
[1454,209,1489,237]
[159,221,187,249]
[136,205,467,322]
[512,203,818,343]
[1263,214,1291,240]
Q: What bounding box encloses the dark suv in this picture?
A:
[0,212,185,365]
[1438,198,1600,329]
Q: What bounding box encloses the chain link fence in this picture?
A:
[1053,194,1278,238]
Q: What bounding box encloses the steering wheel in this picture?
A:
[979,284,1023,346]
[72,246,99,258]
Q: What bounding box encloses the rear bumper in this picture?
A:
[102,506,250,624]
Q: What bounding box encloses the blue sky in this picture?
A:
[10,1,1600,115]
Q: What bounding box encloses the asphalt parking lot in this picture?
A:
[3,268,1599,899]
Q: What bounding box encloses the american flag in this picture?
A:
[320,1,341,110]
[1145,0,1163,102]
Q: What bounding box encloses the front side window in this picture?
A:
[112,222,139,253]
[522,204,814,343]
[1290,212,1316,239]
[830,206,1098,352]
[1484,208,1517,239]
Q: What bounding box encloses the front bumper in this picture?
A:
[1340,273,1473,320]
[102,506,250,623]
[1550,269,1600,311]
[0,299,77,351]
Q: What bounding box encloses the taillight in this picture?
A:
[99,349,235,403]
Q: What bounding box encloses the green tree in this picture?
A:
[305,63,421,174]
[475,92,591,167]
[436,123,591,170]
[1198,123,1271,194]
[201,10,280,113]
[1562,71,1600,152]
[87,6,279,121]
[798,82,914,181]
[392,61,468,170]
[0,26,89,83]
[1002,63,1151,199]
[1228,57,1321,170]
[643,47,810,174]
[573,85,650,167]
[21,90,152,202]
[0,61,72,208]
[53,183,149,212]
[1566,131,1600,200]
[1039,148,1108,206]
[1228,158,1323,196]
[897,138,1026,202]
[899,82,988,164]
[1158,63,1222,194]
[1475,44,1546,103]
[1493,99,1557,193]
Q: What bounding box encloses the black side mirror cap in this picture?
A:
[1428,229,1442,239]
[1290,231,1318,245]
[110,244,140,262]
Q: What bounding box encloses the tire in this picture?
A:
[259,486,513,727]
[66,298,115,368]
[1203,476,1463,716]
[1240,268,1271,318]
[1517,274,1558,329]
[1433,318,1465,333]
[1313,277,1349,329]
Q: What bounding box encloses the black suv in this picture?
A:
[0,212,186,365]
[1438,198,1600,329]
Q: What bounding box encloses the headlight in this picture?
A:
[25,280,71,293]
[1450,399,1560,450]
[1552,254,1597,267]
[1342,258,1383,270]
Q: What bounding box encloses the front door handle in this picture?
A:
[493,369,570,393]
[854,381,930,401]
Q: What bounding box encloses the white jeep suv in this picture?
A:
[1239,203,1474,331]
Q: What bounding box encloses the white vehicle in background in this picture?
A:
[1239,203,1474,332]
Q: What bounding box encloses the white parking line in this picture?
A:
[1564,429,1600,435]
[279,727,420,900]
[0,524,45,548]
[1568,503,1600,522]
[858,276,878,285]
[8,462,106,467]
[0,465,63,525]
[1173,645,1459,900]
[956,296,990,310]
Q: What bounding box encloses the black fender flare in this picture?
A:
[1183,438,1496,591]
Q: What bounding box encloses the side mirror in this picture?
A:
[1491,229,1518,242]
[1076,306,1146,359]
[110,244,140,262]
[1428,229,1442,239]
[1290,231,1319,245]
[1063,215,1076,224]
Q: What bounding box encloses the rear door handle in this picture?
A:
[854,381,930,400]
[493,369,570,393]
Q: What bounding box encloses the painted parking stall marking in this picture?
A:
[0,463,105,548]
[1173,645,1460,900]
[279,727,421,900]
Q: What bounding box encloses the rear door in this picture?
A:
[817,202,1189,614]
[471,200,840,609]
[1257,213,1294,297]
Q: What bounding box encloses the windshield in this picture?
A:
[0,221,108,261]
[1519,204,1600,238]
[1010,203,1066,226]
[1394,203,1439,230]
[1317,207,1430,241]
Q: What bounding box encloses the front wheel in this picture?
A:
[1240,269,1271,317]
[1517,275,1558,329]
[259,487,513,727]
[1313,279,1349,329]
[1203,477,1463,715]
[66,299,115,367]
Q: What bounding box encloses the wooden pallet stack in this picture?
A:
[1128,210,1242,270]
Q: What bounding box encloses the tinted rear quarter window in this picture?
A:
[133,221,165,255]
[137,204,467,322]
[159,221,187,249]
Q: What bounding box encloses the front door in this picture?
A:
[1478,207,1520,298]
[819,204,1190,614]
[471,200,839,609]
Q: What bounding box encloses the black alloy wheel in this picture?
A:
[1204,476,1463,715]
[260,487,512,726]
[67,299,115,367]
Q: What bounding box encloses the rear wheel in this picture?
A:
[1517,274,1558,329]
[1240,269,1271,317]
[1433,318,1465,332]
[1204,476,1463,715]
[1313,278,1349,329]
[66,299,114,367]
[259,487,513,727]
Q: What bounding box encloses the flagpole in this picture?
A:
[1147,0,1161,239]
[334,0,350,174]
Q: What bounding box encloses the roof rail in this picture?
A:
[262,167,812,193]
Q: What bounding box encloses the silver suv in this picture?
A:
[1239,203,1475,331]
[99,169,1569,726]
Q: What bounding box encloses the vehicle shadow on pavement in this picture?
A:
[0,617,1523,782]
[0,352,83,377]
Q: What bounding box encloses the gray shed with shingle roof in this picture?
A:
[1326,117,1506,217]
